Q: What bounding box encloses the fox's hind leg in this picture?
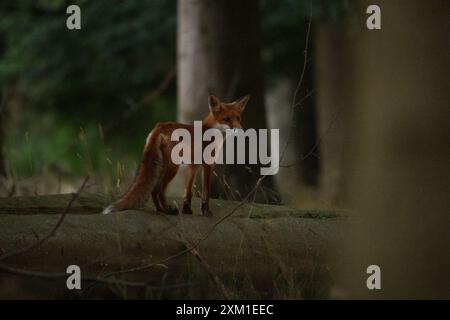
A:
[151,191,163,212]
[157,164,179,215]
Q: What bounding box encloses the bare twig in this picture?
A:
[139,67,176,107]
[177,233,231,300]
[41,67,175,170]
[280,3,313,163]
[280,106,341,168]
[0,176,90,261]
[106,67,176,132]
[0,262,190,290]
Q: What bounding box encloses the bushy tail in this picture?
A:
[102,131,163,214]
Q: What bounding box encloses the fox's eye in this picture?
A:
[224,117,231,122]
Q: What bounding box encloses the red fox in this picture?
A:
[102,94,250,216]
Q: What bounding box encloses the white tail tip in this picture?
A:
[102,204,115,215]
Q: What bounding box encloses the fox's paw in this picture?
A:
[201,202,213,217]
[164,206,179,216]
[182,201,193,215]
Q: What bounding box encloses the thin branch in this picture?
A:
[40,67,175,170]
[0,262,191,290]
[106,66,176,132]
[0,176,90,261]
[290,14,313,113]
[177,233,231,300]
[281,3,313,163]
[280,105,341,168]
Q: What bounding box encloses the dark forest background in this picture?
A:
[0,0,350,207]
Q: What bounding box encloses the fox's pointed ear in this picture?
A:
[234,94,251,112]
[209,94,221,113]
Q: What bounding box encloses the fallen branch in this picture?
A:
[0,194,344,298]
[0,262,191,290]
[0,176,90,261]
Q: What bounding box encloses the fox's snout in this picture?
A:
[213,122,243,134]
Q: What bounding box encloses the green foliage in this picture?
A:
[0,0,176,117]
[4,98,176,188]
[1,0,177,180]
[5,112,107,179]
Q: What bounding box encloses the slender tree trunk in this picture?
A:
[294,24,319,188]
[0,35,7,179]
[314,25,352,205]
[177,0,279,203]
[0,101,6,179]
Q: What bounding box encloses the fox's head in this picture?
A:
[208,94,250,133]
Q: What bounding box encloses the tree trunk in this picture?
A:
[314,24,352,205]
[0,35,6,179]
[337,0,450,299]
[0,193,345,299]
[0,100,6,179]
[177,0,278,203]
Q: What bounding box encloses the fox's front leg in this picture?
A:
[201,165,213,217]
[182,165,199,215]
